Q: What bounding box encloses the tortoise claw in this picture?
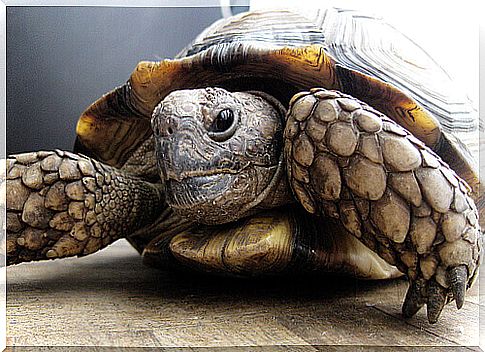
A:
[426,280,447,324]
[402,281,425,318]
[447,265,467,309]
[404,266,468,323]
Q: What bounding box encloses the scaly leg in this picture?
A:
[285,88,482,323]
[3,150,165,265]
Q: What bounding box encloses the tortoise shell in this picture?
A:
[5,9,481,322]
[75,8,480,217]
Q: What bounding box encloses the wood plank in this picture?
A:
[4,347,482,352]
[6,240,481,348]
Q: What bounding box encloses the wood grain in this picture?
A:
[6,240,481,349]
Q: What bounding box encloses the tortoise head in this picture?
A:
[151,87,289,224]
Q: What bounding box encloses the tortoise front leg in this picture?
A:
[2,150,165,265]
[284,88,482,323]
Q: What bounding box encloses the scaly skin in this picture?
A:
[285,88,482,323]
[4,150,165,265]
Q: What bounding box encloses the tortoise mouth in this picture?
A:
[166,173,233,201]
[166,172,231,194]
[165,173,249,224]
[164,165,249,183]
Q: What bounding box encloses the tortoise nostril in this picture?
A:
[164,117,178,136]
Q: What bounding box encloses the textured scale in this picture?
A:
[4,151,166,264]
[285,89,482,322]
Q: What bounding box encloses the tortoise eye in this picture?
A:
[213,109,234,132]
[207,109,237,142]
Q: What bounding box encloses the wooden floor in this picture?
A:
[6,240,484,350]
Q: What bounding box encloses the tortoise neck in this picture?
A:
[238,90,294,212]
[257,169,295,209]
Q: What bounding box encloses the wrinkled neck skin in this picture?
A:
[253,164,294,212]
[151,87,293,225]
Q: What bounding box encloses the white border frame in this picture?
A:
[1,1,6,351]
[0,1,482,350]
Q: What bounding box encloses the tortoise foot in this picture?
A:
[3,150,164,265]
[284,88,482,323]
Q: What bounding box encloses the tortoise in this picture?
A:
[3,8,482,325]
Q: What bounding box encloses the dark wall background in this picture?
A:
[6,6,248,154]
